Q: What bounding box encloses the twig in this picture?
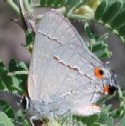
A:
[8,71,28,76]
[4,0,20,15]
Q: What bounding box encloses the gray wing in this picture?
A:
[28,10,104,106]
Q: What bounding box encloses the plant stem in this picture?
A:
[8,71,28,76]
[4,0,20,15]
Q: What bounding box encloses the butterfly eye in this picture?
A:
[94,68,104,79]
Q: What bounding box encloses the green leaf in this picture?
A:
[28,0,31,4]
[39,0,65,7]
[101,1,122,24]
[0,67,12,91]
[84,23,94,39]
[15,110,30,126]
[95,0,108,20]
[9,59,18,72]
[117,23,125,37]
[0,59,5,68]
[105,117,113,126]
[40,0,47,6]
[120,115,125,126]
[94,48,112,58]
[18,62,28,70]
[95,0,125,42]
[110,2,125,29]
[46,0,55,6]
[73,114,99,125]
[26,30,34,46]
[84,23,111,58]
[0,112,14,126]
[0,59,28,92]
[11,76,22,91]
[92,124,101,126]
[54,0,64,7]
[0,101,14,119]
[98,111,108,123]
[86,114,99,125]
[9,59,28,73]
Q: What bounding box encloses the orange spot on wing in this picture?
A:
[103,85,110,94]
[94,67,104,79]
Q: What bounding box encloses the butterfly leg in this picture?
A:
[30,115,40,126]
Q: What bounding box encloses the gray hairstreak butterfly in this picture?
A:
[0,9,117,125]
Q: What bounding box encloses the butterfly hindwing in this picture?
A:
[28,10,104,109]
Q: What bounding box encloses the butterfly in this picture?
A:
[0,9,117,126]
